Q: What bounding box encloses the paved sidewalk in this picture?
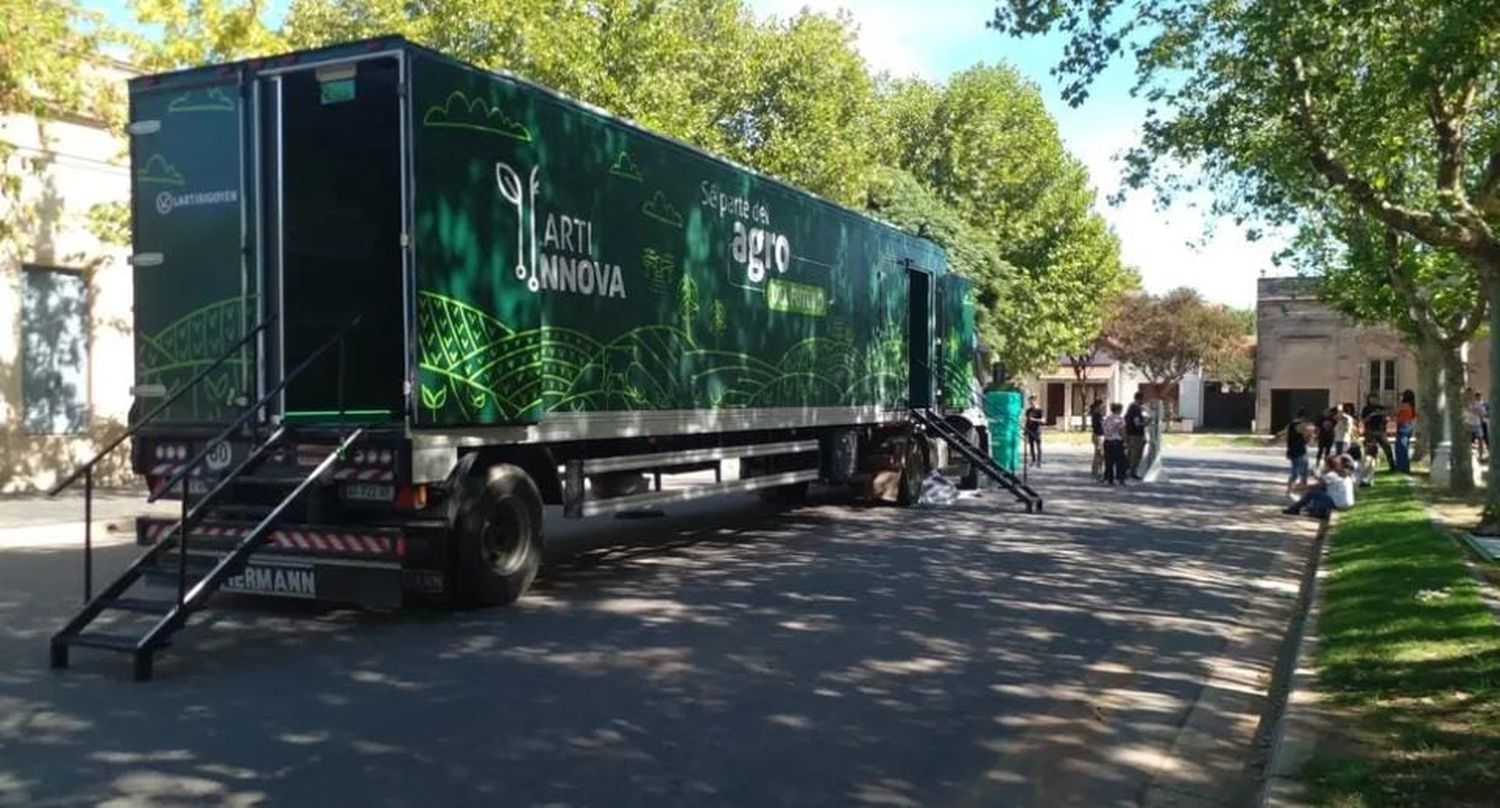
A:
[0,489,176,549]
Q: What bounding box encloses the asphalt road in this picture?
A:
[0,446,1315,807]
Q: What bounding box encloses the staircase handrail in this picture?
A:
[47,315,278,497]
[149,315,363,504]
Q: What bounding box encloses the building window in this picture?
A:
[1368,358,1397,407]
[21,265,89,434]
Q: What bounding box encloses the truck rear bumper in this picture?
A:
[136,517,447,608]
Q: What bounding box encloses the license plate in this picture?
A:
[223,564,316,599]
[343,482,394,502]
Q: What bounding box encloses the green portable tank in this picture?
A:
[984,390,1022,473]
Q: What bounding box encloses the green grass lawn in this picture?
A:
[1305,481,1500,805]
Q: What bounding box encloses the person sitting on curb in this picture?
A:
[1284,455,1355,519]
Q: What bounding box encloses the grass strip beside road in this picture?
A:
[1305,481,1500,805]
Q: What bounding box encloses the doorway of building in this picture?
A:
[1045,382,1065,426]
[1269,388,1330,434]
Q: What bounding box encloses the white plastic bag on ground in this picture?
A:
[919,471,959,506]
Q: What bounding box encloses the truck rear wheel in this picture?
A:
[452,463,543,607]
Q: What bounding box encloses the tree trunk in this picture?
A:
[1443,344,1475,493]
[1484,270,1500,531]
[1416,338,1441,464]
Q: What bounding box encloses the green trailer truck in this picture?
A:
[50,37,1040,679]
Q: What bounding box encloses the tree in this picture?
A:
[873,65,1134,374]
[1,0,114,251]
[990,0,1500,521]
[129,0,285,68]
[1104,288,1245,411]
[1298,206,1485,490]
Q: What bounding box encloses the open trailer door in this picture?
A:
[259,53,409,424]
[129,73,254,425]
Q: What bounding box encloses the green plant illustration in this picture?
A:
[416,290,908,424]
[642,190,684,227]
[609,151,643,181]
[168,87,236,113]
[640,248,678,294]
[420,384,448,418]
[137,296,255,420]
[136,154,185,186]
[422,91,532,141]
[678,274,699,341]
[709,301,727,345]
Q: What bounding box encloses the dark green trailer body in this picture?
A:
[126,37,976,435]
[109,38,1003,620]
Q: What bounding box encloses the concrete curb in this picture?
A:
[1259,525,1328,806]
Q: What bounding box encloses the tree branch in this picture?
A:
[1427,84,1467,197]
[1279,50,1476,253]
[1477,150,1500,215]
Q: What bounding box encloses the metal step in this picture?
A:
[66,632,142,652]
[101,596,178,614]
[210,503,276,519]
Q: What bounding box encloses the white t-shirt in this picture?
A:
[1326,472,1355,509]
[1333,411,1354,443]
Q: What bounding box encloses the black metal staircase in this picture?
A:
[50,430,362,680]
[48,317,366,681]
[911,407,1043,513]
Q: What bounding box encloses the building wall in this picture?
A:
[1020,363,1204,430]
[1254,276,1491,432]
[0,77,135,491]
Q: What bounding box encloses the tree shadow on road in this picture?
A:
[0,449,1316,806]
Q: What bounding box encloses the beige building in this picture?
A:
[1,64,135,492]
[1254,276,1490,432]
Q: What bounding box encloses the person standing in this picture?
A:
[1468,390,1489,464]
[1023,396,1044,467]
[1333,403,1356,455]
[1102,402,1128,486]
[1315,406,1336,464]
[1124,392,1147,480]
[1284,407,1311,496]
[1360,393,1394,470]
[1089,398,1105,481]
[1393,389,1416,474]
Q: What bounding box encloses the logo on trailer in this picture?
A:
[494,161,627,299]
[225,565,315,598]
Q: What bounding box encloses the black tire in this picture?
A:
[759,481,809,508]
[451,463,544,607]
[896,440,924,507]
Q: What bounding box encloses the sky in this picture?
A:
[90,0,1276,307]
[744,0,1278,308]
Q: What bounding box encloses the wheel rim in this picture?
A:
[479,500,530,576]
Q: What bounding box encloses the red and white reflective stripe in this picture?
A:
[143,521,396,555]
[332,467,396,482]
[148,462,189,477]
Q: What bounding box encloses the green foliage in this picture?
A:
[990,0,1500,271]
[0,0,115,249]
[130,0,285,69]
[1105,288,1245,388]
[872,66,1132,375]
